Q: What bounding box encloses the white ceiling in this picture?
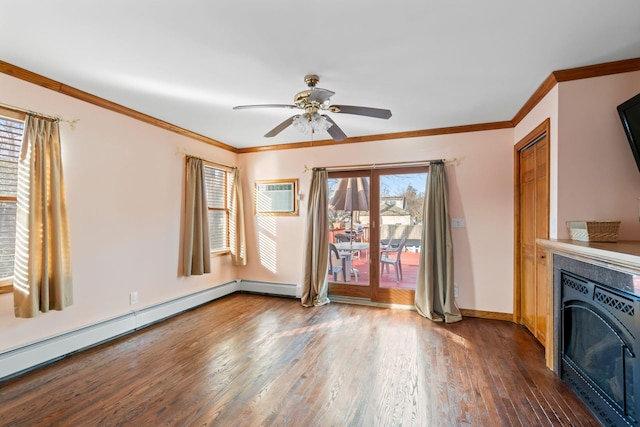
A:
[2,1,640,150]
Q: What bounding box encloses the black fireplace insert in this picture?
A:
[560,266,640,426]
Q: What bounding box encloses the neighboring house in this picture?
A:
[380,203,412,225]
[359,198,412,226]
[381,196,407,210]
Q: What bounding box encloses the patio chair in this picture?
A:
[380,237,407,283]
[380,238,395,251]
[328,243,347,282]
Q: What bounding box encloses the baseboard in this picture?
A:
[0,281,239,381]
[237,280,298,297]
[0,313,138,381]
[459,308,513,322]
[134,281,239,328]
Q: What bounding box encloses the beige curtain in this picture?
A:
[230,167,246,266]
[182,156,211,276]
[13,115,73,318]
[301,168,330,307]
[415,162,462,323]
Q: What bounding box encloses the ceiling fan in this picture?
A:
[233,74,392,141]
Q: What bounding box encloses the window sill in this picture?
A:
[211,250,231,257]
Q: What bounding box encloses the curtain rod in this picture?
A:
[0,102,60,122]
[0,102,79,130]
[304,158,455,172]
[183,152,236,171]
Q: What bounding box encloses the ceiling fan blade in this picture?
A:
[330,105,392,119]
[323,115,347,141]
[308,88,335,104]
[264,115,297,137]
[233,104,297,110]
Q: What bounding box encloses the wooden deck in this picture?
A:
[0,293,600,426]
[335,249,421,289]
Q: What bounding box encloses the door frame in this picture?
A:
[327,166,428,305]
[513,118,551,324]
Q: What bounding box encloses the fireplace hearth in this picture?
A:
[556,255,640,426]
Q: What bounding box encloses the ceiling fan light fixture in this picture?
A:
[292,112,333,135]
[233,74,390,141]
[311,112,333,132]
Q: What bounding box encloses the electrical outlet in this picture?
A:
[130,291,138,305]
[451,218,466,228]
[454,287,459,297]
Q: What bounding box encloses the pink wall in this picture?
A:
[238,130,516,314]
[0,74,237,352]
[557,71,640,240]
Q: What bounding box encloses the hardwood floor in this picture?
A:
[0,293,599,426]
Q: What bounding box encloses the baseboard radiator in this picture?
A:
[0,280,298,381]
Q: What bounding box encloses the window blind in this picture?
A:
[0,117,24,280]
[203,165,230,252]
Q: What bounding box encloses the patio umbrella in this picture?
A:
[329,177,370,243]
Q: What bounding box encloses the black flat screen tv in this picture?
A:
[617,92,640,174]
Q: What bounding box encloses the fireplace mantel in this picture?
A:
[537,239,640,371]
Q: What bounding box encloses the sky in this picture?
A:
[380,173,427,197]
[328,173,427,198]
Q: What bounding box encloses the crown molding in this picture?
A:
[0,60,237,153]
[236,121,514,153]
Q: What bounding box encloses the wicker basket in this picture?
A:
[566,221,620,242]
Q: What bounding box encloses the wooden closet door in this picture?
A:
[517,121,549,345]
[520,145,537,334]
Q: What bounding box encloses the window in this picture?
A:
[0,116,24,292]
[203,164,232,253]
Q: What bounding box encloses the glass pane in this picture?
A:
[0,201,17,280]
[564,306,629,413]
[203,166,226,208]
[379,172,427,289]
[0,117,23,198]
[203,165,229,252]
[208,210,228,252]
[328,176,370,285]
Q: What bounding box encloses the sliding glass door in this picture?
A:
[328,166,427,305]
[327,171,372,299]
[374,168,427,304]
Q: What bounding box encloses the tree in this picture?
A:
[403,184,424,224]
